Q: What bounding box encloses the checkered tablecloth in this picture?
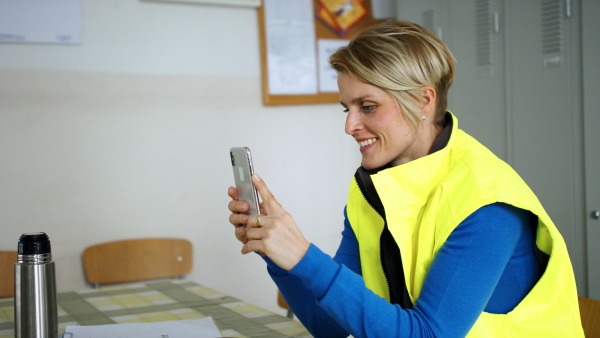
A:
[0,280,311,337]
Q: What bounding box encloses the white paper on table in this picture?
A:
[318,39,350,93]
[264,0,317,95]
[62,317,222,338]
[0,0,81,44]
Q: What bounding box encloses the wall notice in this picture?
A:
[0,0,81,44]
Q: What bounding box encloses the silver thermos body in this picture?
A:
[14,232,58,338]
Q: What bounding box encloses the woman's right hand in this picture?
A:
[227,186,251,244]
[228,174,309,271]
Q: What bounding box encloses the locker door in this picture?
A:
[582,0,600,300]
[396,0,447,40]
[505,0,585,290]
[446,0,507,159]
[398,0,508,158]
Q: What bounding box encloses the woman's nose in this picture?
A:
[345,110,361,136]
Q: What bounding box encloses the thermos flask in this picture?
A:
[14,232,58,338]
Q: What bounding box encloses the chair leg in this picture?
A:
[286,310,294,319]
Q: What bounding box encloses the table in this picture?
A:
[0,280,311,337]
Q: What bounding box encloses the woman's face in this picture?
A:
[338,72,433,170]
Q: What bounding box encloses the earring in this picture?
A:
[421,115,426,121]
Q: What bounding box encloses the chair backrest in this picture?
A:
[83,238,192,287]
[0,251,17,297]
[579,296,600,337]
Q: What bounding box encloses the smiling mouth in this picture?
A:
[358,138,378,148]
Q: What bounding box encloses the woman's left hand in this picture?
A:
[243,173,310,271]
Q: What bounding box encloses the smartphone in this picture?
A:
[230,147,260,215]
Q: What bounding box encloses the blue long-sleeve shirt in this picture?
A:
[265,202,540,337]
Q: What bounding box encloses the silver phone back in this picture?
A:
[230,147,260,215]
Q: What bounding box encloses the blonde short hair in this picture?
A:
[329,21,455,127]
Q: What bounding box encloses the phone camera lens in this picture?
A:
[230,152,235,166]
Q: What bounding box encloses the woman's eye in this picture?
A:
[361,105,375,113]
[341,105,375,114]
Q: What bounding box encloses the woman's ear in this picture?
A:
[420,86,437,118]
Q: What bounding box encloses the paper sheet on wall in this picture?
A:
[264,0,317,95]
[62,317,221,338]
[318,39,349,93]
[0,0,81,44]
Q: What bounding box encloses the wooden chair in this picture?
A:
[277,291,294,319]
[579,296,600,337]
[0,251,17,297]
[83,238,192,288]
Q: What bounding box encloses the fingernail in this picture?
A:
[253,174,261,182]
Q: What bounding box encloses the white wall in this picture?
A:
[0,0,359,316]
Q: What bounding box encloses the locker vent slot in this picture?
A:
[422,10,436,37]
[475,0,492,66]
[542,0,562,54]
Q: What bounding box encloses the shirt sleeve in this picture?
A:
[267,203,532,338]
[264,208,358,337]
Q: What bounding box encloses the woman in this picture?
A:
[227,21,583,337]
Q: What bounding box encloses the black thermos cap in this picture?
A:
[18,232,51,255]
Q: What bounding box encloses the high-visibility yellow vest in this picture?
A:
[346,113,583,336]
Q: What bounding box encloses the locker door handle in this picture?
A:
[493,12,500,34]
[592,210,600,219]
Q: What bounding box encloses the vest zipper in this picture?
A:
[354,168,413,309]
